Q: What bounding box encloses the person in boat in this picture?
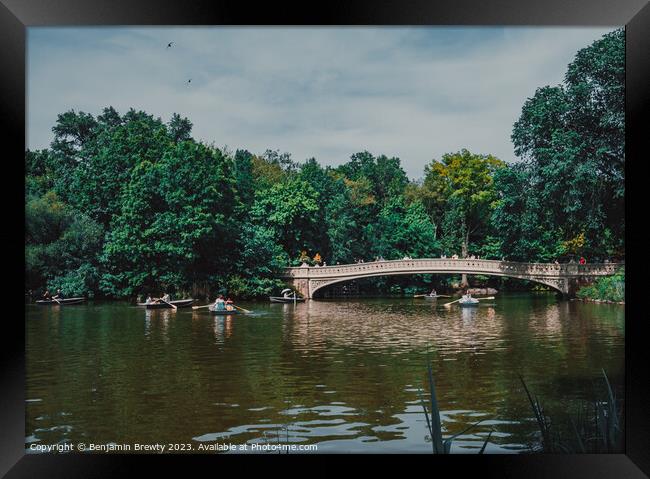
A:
[429,288,437,297]
[225,297,235,311]
[52,289,65,300]
[145,294,154,304]
[214,295,226,311]
[283,290,294,299]
[161,293,171,302]
[42,289,52,300]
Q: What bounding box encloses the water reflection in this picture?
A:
[284,300,506,357]
[144,308,172,342]
[25,295,624,453]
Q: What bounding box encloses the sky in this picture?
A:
[27,26,617,179]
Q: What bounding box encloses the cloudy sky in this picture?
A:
[27,26,616,178]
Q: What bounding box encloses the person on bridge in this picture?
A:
[579,257,586,265]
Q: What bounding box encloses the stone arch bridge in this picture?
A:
[280,258,623,298]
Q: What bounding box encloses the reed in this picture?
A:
[419,360,492,454]
[519,369,622,453]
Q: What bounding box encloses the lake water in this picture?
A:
[25,293,624,453]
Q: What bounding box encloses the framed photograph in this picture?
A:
[3,0,649,476]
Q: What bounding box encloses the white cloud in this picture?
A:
[27,26,617,178]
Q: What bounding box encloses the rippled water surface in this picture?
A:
[25,294,624,453]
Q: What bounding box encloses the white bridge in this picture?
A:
[280,258,623,298]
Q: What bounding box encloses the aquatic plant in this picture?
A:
[419,360,492,454]
[519,369,622,453]
[519,374,557,452]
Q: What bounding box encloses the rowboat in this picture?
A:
[269,296,306,303]
[209,308,241,315]
[458,295,480,307]
[36,297,85,306]
[414,294,450,299]
[137,299,195,309]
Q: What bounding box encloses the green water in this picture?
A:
[25,293,624,453]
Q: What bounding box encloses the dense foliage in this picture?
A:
[576,267,625,303]
[500,29,625,261]
[25,30,624,298]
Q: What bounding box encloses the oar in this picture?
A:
[443,298,462,308]
[52,297,62,305]
[233,304,251,313]
[476,296,495,301]
[192,304,213,310]
[159,298,177,311]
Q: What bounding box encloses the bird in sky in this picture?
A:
[167,42,174,49]
[187,79,192,84]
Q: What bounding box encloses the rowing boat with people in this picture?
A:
[444,295,495,308]
[269,296,306,303]
[458,295,480,307]
[209,308,241,315]
[413,293,451,300]
[137,299,195,309]
[270,288,305,303]
[36,297,86,306]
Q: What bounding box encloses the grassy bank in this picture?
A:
[576,267,624,303]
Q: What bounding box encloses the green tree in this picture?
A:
[366,196,438,260]
[324,187,358,264]
[26,191,104,296]
[422,149,504,257]
[227,223,289,297]
[168,113,193,143]
[336,151,408,207]
[232,149,255,208]
[490,165,563,261]
[510,28,624,260]
[50,108,176,227]
[250,179,320,262]
[25,149,56,198]
[100,141,238,296]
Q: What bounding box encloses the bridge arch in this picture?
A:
[308,270,565,297]
[280,258,622,298]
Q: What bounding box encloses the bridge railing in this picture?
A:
[280,258,623,279]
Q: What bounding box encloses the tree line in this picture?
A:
[25,29,624,299]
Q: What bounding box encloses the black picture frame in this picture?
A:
[3,0,649,476]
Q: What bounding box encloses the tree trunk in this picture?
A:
[461,226,469,288]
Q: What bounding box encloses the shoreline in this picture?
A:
[572,298,625,305]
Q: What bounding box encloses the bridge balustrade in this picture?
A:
[281,258,622,279]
